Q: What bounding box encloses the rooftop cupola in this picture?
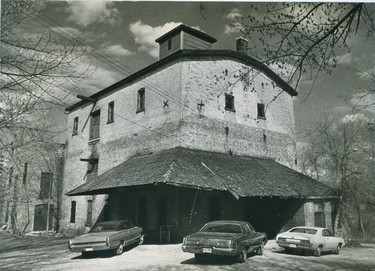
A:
[155,24,217,60]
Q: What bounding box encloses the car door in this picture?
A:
[117,222,132,243]
[321,229,335,250]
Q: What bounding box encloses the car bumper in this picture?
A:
[182,245,238,256]
[276,241,316,251]
[69,242,114,253]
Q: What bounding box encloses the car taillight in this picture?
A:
[300,240,310,244]
[106,237,110,248]
[68,240,72,249]
[183,237,187,245]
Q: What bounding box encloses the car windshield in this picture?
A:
[201,224,242,234]
[90,222,120,232]
[290,228,317,235]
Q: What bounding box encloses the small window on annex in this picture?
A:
[72,117,79,135]
[225,94,235,112]
[137,88,145,113]
[257,103,266,119]
[107,101,114,124]
[86,200,93,227]
[70,201,76,223]
[89,110,100,140]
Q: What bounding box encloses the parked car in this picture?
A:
[182,220,267,263]
[276,226,345,256]
[68,220,144,256]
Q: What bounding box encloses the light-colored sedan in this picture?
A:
[276,226,345,256]
[68,220,144,256]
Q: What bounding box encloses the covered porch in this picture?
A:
[67,147,335,243]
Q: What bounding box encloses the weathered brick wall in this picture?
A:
[60,56,297,234]
[0,143,64,233]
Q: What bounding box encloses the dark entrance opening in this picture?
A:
[244,197,303,239]
[209,197,221,221]
[33,204,54,231]
[158,197,168,226]
[137,198,148,229]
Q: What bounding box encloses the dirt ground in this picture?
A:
[0,232,374,271]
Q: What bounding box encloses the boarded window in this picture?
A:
[89,110,100,140]
[225,94,235,111]
[137,88,145,113]
[257,103,266,119]
[107,101,114,123]
[22,162,28,185]
[72,117,79,135]
[86,200,93,227]
[86,159,98,182]
[70,201,76,223]
[39,172,53,199]
[314,211,326,228]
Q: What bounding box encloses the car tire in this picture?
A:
[238,248,248,263]
[138,234,145,245]
[335,244,341,255]
[314,246,322,257]
[257,241,265,255]
[115,242,124,255]
[194,253,206,263]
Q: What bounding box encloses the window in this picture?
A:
[137,88,145,113]
[86,200,93,227]
[72,117,79,135]
[107,101,114,123]
[70,201,76,223]
[225,94,235,111]
[22,162,28,185]
[86,158,99,182]
[257,103,265,119]
[168,39,172,50]
[8,166,13,186]
[322,229,332,237]
[315,211,326,227]
[89,110,100,140]
[39,172,52,199]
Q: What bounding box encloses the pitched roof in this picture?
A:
[155,24,217,44]
[67,147,334,198]
[66,50,297,113]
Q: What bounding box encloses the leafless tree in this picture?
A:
[0,1,90,233]
[1,1,91,148]
[300,114,375,238]
[231,3,374,97]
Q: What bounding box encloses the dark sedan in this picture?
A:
[68,220,144,256]
[182,220,267,263]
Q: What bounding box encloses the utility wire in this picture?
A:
[35,13,199,116]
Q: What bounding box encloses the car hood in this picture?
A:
[186,232,240,241]
[70,231,116,243]
[278,232,312,241]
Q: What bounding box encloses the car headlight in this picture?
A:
[106,237,110,248]
[183,237,187,245]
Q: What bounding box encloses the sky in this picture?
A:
[12,1,375,143]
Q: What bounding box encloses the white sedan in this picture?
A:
[276,226,345,256]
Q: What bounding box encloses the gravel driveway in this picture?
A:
[0,232,374,271]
